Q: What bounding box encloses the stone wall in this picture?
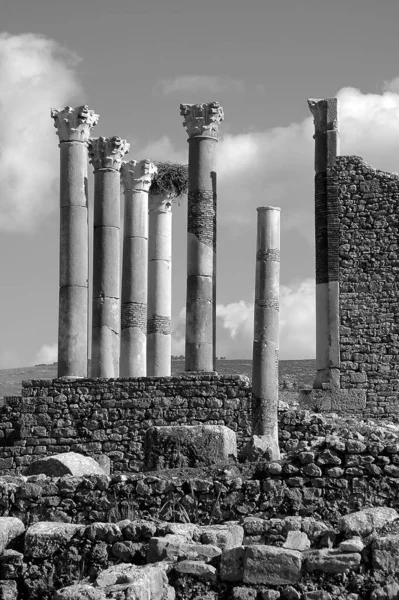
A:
[333,155,399,418]
[0,375,252,474]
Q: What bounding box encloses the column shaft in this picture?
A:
[252,207,280,459]
[58,141,89,378]
[91,169,121,378]
[147,194,172,376]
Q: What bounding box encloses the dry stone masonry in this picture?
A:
[180,102,224,372]
[51,105,99,378]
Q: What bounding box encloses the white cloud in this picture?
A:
[156,75,245,96]
[172,278,316,360]
[0,33,84,232]
[137,135,187,164]
[34,343,57,365]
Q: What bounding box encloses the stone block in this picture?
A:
[25,452,108,477]
[174,560,217,581]
[196,522,244,549]
[53,585,106,600]
[0,581,17,600]
[243,546,302,585]
[372,534,399,574]
[305,549,361,573]
[24,522,84,558]
[94,563,169,599]
[338,507,399,537]
[283,531,310,551]
[0,518,24,553]
[144,425,237,470]
[298,389,366,414]
[220,546,245,582]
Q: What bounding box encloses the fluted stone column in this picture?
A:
[88,136,129,378]
[147,193,172,376]
[180,102,224,372]
[120,160,157,377]
[51,105,99,378]
[308,98,340,389]
[251,207,280,460]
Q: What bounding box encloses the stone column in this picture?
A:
[120,160,157,377]
[147,193,172,376]
[251,207,280,460]
[308,98,340,389]
[180,102,224,372]
[51,105,99,378]
[88,136,130,378]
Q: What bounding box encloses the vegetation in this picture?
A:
[150,162,188,200]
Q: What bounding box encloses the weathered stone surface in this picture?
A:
[305,549,361,573]
[302,593,331,600]
[196,522,244,549]
[370,581,399,600]
[233,587,257,599]
[94,563,168,599]
[283,530,310,551]
[0,518,24,553]
[147,534,220,563]
[24,522,84,558]
[220,546,245,582]
[53,585,106,600]
[338,507,399,537]
[339,537,364,553]
[85,522,122,543]
[243,546,302,585]
[372,534,399,574]
[0,581,17,600]
[174,560,217,581]
[144,425,237,470]
[26,452,107,477]
[260,591,281,600]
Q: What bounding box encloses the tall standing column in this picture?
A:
[308,98,340,389]
[147,193,172,376]
[180,102,224,372]
[251,207,280,460]
[120,160,157,377]
[51,105,99,378]
[88,136,130,378]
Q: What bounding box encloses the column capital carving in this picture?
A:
[51,105,99,143]
[88,136,130,171]
[149,193,173,213]
[180,102,224,138]
[307,98,338,135]
[121,160,157,193]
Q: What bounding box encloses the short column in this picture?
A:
[308,98,340,389]
[51,105,99,378]
[251,206,281,460]
[147,193,172,376]
[180,102,224,372]
[88,136,130,378]
[120,160,157,377]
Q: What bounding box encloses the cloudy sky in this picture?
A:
[1,0,399,367]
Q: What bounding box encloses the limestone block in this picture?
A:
[283,531,310,551]
[298,389,366,413]
[85,523,122,543]
[94,563,169,599]
[25,452,108,477]
[220,546,245,582]
[174,560,217,581]
[196,522,244,549]
[243,546,302,585]
[147,534,220,563]
[0,581,17,600]
[144,425,237,470]
[372,534,399,574]
[338,507,399,537]
[53,585,106,600]
[25,522,84,558]
[339,537,364,553]
[0,518,24,553]
[305,549,361,573]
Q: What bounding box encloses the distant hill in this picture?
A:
[0,359,316,398]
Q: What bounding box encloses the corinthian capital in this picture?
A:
[121,160,158,193]
[51,105,99,142]
[88,136,130,171]
[180,102,224,138]
[307,98,338,135]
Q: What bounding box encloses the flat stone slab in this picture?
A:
[144,425,237,470]
[25,522,84,558]
[25,452,107,477]
[298,389,366,414]
[305,549,361,573]
[338,507,399,537]
[243,545,302,585]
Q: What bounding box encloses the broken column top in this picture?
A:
[51,104,99,143]
[120,159,157,192]
[257,206,281,212]
[88,136,130,171]
[307,97,339,136]
[180,101,224,138]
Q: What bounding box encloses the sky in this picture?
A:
[2,0,399,366]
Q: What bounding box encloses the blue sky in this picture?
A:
[2,0,399,366]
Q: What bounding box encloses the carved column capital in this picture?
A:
[51,105,99,143]
[180,102,224,138]
[88,136,130,171]
[121,160,157,193]
[307,98,339,136]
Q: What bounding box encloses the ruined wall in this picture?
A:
[0,375,252,474]
[333,155,399,418]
